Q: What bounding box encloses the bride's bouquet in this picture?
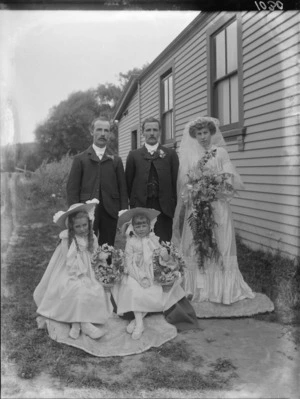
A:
[186,149,234,268]
[152,241,186,291]
[91,244,125,290]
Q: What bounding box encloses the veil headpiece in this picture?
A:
[177,116,226,188]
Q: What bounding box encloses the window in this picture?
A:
[207,14,245,147]
[131,130,137,150]
[161,70,174,144]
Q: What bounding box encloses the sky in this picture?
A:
[0,10,200,146]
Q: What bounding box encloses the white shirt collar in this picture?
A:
[145,143,159,154]
[93,144,106,156]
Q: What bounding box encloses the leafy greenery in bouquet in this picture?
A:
[91,243,125,286]
[152,241,186,286]
[186,149,234,269]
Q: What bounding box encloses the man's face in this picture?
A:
[91,120,110,148]
[143,122,161,146]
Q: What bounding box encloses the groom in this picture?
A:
[125,117,179,242]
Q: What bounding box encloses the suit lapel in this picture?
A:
[87,146,100,163]
[101,150,114,164]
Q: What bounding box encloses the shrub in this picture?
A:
[19,154,73,209]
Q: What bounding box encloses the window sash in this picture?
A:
[212,18,239,127]
[161,70,174,142]
[162,110,173,141]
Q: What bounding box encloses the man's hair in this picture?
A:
[90,116,110,131]
[142,117,161,131]
[132,214,150,226]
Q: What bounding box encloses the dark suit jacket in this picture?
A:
[67,146,128,219]
[125,144,179,218]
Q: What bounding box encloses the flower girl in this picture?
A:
[33,200,113,340]
[112,208,187,340]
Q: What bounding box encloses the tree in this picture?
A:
[33,65,149,161]
[117,64,149,89]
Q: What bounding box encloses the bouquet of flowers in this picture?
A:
[91,243,125,289]
[186,149,234,269]
[152,241,186,291]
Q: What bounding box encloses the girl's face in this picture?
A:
[73,216,89,237]
[133,217,150,238]
[195,127,212,149]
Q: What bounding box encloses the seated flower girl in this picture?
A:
[112,208,189,340]
[33,200,113,340]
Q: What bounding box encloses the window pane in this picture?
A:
[169,75,173,109]
[230,74,239,123]
[163,110,173,140]
[215,30,226,79]
[217,79,230,125]
[226,20,237,74]
[163,79,169,111]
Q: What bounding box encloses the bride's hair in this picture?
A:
[189,120,217,137]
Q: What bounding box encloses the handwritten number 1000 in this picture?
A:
[254,1,283,10]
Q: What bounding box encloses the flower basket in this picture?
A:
[152,241,186,291]
[91,244,125,290]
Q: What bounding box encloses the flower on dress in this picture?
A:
[158,149,166,158]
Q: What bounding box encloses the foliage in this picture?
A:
[24,154,73,208]
[34,90,99,161]
[236,235,300,323]
[33,65,148,162]
[117,64,149,89]
[1,142,43,172]
[186,149,234,268]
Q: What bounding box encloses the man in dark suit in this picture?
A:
[125,117,179,242]
[67,116,128,246]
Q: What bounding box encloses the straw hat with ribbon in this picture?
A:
[53,199,99,229]
[118,207,160,236]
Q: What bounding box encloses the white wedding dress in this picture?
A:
[172,118,255,305]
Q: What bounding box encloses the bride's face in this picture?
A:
[195,127,212,149]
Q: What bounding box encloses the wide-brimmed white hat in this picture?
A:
[118,207,160,228]
[53,199,99,229]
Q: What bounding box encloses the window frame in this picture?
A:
[207,13,246,148]
[131,127,138,150]
[158,61,176,148]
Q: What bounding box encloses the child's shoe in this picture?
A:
[69,322,80,339]
[81,322,105,339]
[126,319,136,334]
[132,323,144,340]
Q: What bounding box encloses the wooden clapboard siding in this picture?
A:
[233,212,300,237]
[234,11,300,258]
[118,91,139,164]
[233,227,299,258]
[239,183,299,196]
[234,218,299,248]
[115,11,299,258]
[234,154,299,167]
[243,12,299,56]
[244,65,299,95]
[231,203,299,228]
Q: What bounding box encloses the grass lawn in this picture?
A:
[2,187,299,394]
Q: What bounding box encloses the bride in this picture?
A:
[172,116,255,305]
